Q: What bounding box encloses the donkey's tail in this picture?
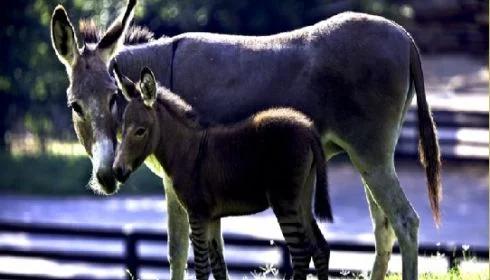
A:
[409,36,442,226]
[311,130,333,222]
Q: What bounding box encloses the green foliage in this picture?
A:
[0,0,129,149]
[0,152,163,195]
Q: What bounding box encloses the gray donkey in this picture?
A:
[113,66,333,280]
[50,0,441,279]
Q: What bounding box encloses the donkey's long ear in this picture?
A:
[51,5,79,68]
[97,0,137,64]
[113,63,138,101]
[139,67,157,107]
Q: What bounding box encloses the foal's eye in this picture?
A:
[70,102,84,118]
[134,127,147,137]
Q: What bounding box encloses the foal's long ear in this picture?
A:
[97,0,137,64]
[51,5,80,69]
[113,63,138,101]
[139,67,157,107]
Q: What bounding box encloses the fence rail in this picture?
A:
[0,222,487,280]
[397,108,488,160]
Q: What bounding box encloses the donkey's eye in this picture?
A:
[134,127,147,137]
[70,102,84,118]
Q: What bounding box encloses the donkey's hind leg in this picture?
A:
[363,180,396,280]
[207,219,229,280]
[189,218,211,280]
[163,174,189,280]
[354,160,419,280]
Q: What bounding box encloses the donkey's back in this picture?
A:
[169,12,411,135]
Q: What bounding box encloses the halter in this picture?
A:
[168,39,181,92]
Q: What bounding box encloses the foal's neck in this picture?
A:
[152,98,205,178]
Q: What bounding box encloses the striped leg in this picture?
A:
[273,211,311,280]
[208,220,228,280]
[189,219,211,280]
[301,166,330,279]
[310,220,330,280]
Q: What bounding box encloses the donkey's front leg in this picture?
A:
[163,174,190,280]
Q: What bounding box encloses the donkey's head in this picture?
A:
[113,67,159,183]
[50,0,137,194]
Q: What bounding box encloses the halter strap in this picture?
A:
[168,39,181,92]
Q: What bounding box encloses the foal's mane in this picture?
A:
[79,19,155,45]
[155,87,203,129]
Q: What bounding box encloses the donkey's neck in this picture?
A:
[112,38,175,87]
[152,100,204,178]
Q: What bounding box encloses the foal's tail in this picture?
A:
[409,36,442,226]
[311,130,333,222]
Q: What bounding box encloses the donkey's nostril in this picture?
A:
[95,168,117,194]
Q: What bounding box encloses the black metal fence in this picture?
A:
[0,222,487,280]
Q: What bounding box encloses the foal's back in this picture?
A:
[200,108,318,218]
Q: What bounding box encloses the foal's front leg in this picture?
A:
[208,219,229,279]
[189,218,211,280]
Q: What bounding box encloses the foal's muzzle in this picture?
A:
[113,165,130,183]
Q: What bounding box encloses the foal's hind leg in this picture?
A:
[309,220,330,279]
[302,166,330,279]
[207,219,228,280]
[355,160,419,280]
[362,180,396,280]
[269,198,311,280]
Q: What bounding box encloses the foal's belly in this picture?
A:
[208,179,270,219]
[212,195,269,219]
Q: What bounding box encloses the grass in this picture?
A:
[244,268,490,280]
[242,258,489,280]
[384,269,489,280]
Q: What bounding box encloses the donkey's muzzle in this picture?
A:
[113,165,130,183]
[96,168,118,194]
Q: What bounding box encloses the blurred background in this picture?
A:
[0,0,488,279]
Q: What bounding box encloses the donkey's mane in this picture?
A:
[79,19,155,45]
[156,87,203,128]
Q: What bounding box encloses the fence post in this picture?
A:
[278,243,293,279]
[125,233,139,280]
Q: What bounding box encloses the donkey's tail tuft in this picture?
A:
[311,130,333,222]
[409,36,442,226]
